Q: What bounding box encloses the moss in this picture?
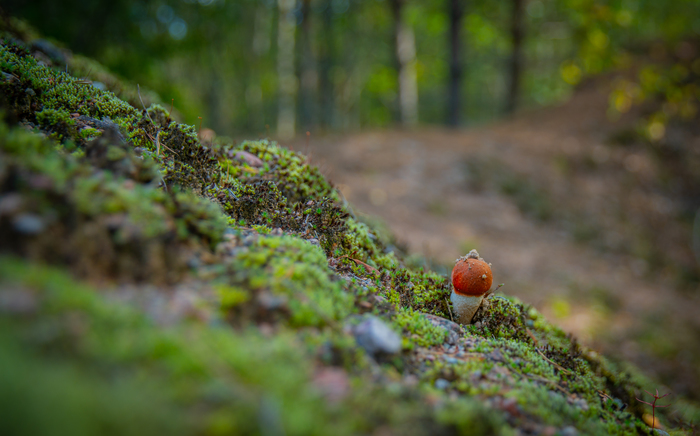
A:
[213,233,352,327]
[0,23,696,436]
[35,107,75,140]
[0,255,514,436]
[234,139,339,203]
[0,121,225,283]
[0,41,138,124]
[394,308,448,348]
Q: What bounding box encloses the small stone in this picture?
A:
[0,287,38,314]
[2,72,18,83]
[12,213,45,234]
[561,426,578,436]
[312,368,349,403]
[423,313,462,334]
[541,426,557,436]
[434,378,450,390]
[445,357,458,365]
[0,194,23,215]
[446,331,459,345]
[25,88,36,96]
[403,374,419,387]
[487,349,506,362]
[230,150,264,167]
[352,316,402,356]
[257,291,288,311]
[570,398,589,411]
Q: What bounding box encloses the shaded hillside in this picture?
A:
[287,64,700,402]
[1,17,699,436]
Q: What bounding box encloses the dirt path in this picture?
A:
[288,78,700,398]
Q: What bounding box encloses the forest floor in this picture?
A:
[289,77,700,399]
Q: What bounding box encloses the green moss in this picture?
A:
[0,256,514,436]
[235,140,339,203]
[0,42,138,123]
[215,233,352,327]
[0,25,696,436]
[394,309,448,348]
[0,121,225,282]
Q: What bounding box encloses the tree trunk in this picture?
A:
[318,0,335,130]
[390,0,418,126]
[447,0,464,127]
[505,0,524,115]
[277,0,297,139]
[298,0,316,131]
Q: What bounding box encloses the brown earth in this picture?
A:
[288,77,700,400]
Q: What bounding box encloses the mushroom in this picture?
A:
[450,249,493,324]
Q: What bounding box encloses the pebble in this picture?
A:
[445,357,458,365]
[230,150,264,167]
[312,368,349,403]
[12,213,45,234]
[0,287,38,314]
[352,316,402,356]
[560,426,578,436]
[257,291,288,311]
[0,193,23,215]
[569,398,589,411]
[434,378,450,390]
[487,349,506,362]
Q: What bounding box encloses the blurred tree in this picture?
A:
[505,0,523,115]
[390,0,418,126]
[318,0,335,130]
[277,0,297,139]
[4,0,699,136]
[298,0,316,131]
[447,0,464,126]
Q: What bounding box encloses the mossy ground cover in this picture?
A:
[1,21,699,436]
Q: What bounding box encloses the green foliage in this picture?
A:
[5,0,700,133]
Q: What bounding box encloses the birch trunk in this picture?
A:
[277,0,297,139]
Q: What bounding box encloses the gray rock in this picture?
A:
[422,313,462,345]
[561,426,578,436]
[434,378,450,390]
[12,213,45,234]
[353,316,402,356]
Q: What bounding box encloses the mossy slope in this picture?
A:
[1,20,698,436]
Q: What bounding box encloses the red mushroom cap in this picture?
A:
[451,258,493,297]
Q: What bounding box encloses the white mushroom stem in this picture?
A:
[451,290,484,324]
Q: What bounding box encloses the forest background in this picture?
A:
[6,0,700,138]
